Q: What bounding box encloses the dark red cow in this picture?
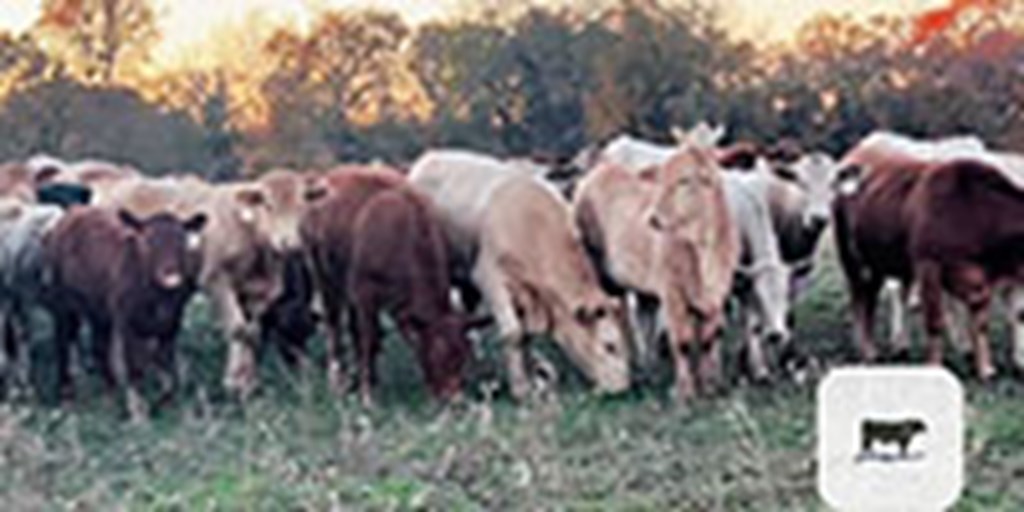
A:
[834,140,1024,378]
[43,207,206,419]
[301,167,475,405]
[909,159,1024,379]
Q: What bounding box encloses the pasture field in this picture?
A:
[1,253,1023,511]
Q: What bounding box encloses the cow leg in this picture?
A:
[945,295,972,356]
[884,280,912,358]
[850,277,883,362]
[319,287,348,396]
[155,334,179,408]
[352,303,382,408]
[53,309,80,401]
[473,261,531,400]
[917,263,948,367]
[1007,286,1024,373]
[211,280,258,398]
[0,304,11,398]
[664,307,698,403]
[940,264,995,379]
[631,294,661,370]
[90,317,117,390]
[9,302,33,397]
[737,290,770,383]
[966,298,995,381]
[110,327,148,423]
[696,312,725,395]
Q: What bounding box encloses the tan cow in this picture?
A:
[409,150,631,399]
[97,169,313,395]
[574,138,739,402]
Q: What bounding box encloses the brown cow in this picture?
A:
[575,139,739,402]
[834,136,936,364]
[908,159,1024,379]
[301,166,474,404]
[42,207,206,420]
[834,133,1024,378]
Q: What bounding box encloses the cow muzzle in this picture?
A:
[804,214,829,234]
[158,272,185,290]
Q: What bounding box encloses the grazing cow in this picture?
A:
[0,199,65,396]
[98,170,313,395]
[43,207,206,420]
[835,133,1024,378]
[574,138,738,401]
[908,159,1024,379]
[594,135,792,383]
[853,132,1024,359]
[410,150,631,399]
[301,166,475,403]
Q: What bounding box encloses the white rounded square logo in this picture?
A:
[818,367,963,511]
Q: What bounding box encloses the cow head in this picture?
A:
[771,152,841,233]
[413,312,487,400]
[555,297,631,394]
[645,142,724,234]
[119,210,207,290]
[233,170,308,252]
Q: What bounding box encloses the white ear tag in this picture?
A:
[187,232,203,251]
[839,179,860,196]
[240,208,256,223]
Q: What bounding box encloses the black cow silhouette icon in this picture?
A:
[858,418,928,462]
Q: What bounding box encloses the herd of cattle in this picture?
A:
[0,123,1022,420]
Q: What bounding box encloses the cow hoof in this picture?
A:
[978,367,997,382]
[126,392,150,424]
[327,364,346,396]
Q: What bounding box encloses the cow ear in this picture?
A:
[235,187,266,207]
[304,178,329,202]
[183,212,207,233]
[32,165,62,185]
[772,165,799,182]
[637,166,660,182]
[117,209,145,231]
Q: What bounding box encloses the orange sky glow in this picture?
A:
[0,0,955,68]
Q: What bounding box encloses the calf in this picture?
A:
[302,167,474,404]
[43,207,206,420]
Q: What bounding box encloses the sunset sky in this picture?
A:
[0,0,949,66]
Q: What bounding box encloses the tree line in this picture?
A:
[0,0,1021,178]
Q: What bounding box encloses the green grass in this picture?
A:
[1,253,1023,510]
